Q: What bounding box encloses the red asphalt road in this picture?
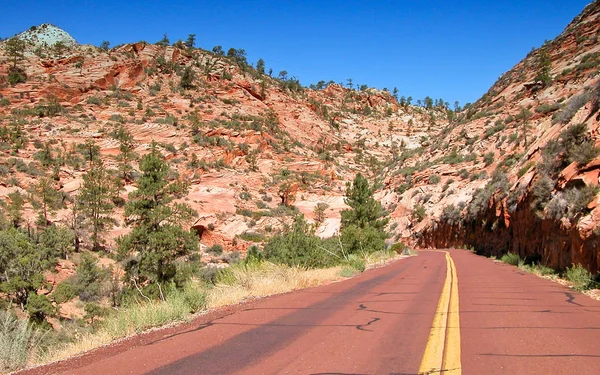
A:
[19,250,600,375]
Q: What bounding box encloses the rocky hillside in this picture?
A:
[0,25,448,260]
[385,1,600,273]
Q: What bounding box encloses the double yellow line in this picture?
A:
[419,251,461,375]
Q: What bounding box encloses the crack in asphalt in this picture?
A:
[356,317,380,331]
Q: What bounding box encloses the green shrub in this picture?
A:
[238,231,265,242]
[428,174,441,184]
[207,244,223,255]
[521,263,556,276]
[263,216,337,268]
[500,252,521,266]
[339,266,359,278]
[86,96,102,106]
[411,204,426,223]
[52,279,77,303]
[74,253,105,302]
[345,254,365,272]
[517,162,535,177]
[483,152,495,166]
[244,245,264,264]
[564,264,594,291]
[7,67,27,86]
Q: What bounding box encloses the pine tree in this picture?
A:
[535,49,552,86]
[341,173,388,230]
[180,66,196,89]
[30,177,63,227]
[79,139,100,165]
[114,126,137,182]
[256,58,265,74]
[4,37,26,68]
[79,160,117,251]
[340,173,388,254]
[156,33,170,47]
[0,228,54,309]
[184,34,196,49]
[6,191,24,228]
[117,143,197,288]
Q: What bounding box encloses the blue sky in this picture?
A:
[1,1,592,105]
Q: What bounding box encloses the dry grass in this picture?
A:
[207,262,344,308]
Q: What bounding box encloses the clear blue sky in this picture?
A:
[1,1,592,105]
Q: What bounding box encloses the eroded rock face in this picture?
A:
[1,28,434,257]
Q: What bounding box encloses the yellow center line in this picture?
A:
[418,251,461,375]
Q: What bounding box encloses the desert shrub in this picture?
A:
[570,140,600,166]
[545,193,568,220]
[411,204,426,223]
[86,96,102,106]
[483,124,505,139]
[238,232,265,242]
[198,266,219,284]
[468,171,508,221]
[33,101,63,118]
[553,92,590,124]
[109,114,125,123]
[560,123,595,164]
[339,266,359,278]
[523,263,556,276]
[564,264,594,291]
[535,103,560,114]
[483,152,495,166]
[500,252,521,266]
[428,174,441,184]
[222,252,241,264]
[517,161,535,177]
[207,244,223,256]
[507,185,526,213]
[441,204,462,226]
[546,185,598,221]
[530,174,554,212]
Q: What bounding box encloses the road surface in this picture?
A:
[20,250,600,375]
